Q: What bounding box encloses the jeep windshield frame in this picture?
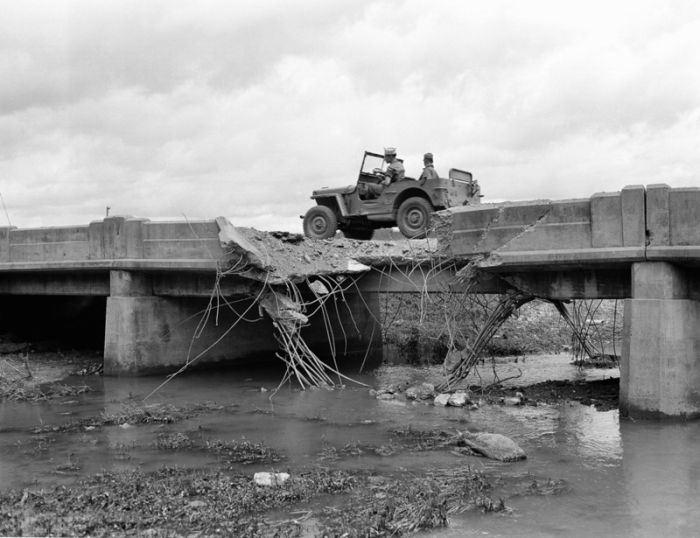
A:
[360,151,385,177]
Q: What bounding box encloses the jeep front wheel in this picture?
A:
[303,206,338,239]
[397,197,432,239]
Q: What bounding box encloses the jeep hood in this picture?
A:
[311,185,355,198]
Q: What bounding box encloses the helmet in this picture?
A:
[423,152,433,161]
[384,147,397,156]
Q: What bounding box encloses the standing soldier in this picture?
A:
[418,152,439,183]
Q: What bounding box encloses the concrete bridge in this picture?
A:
[431,183,700,420]
[0,217,386,378]
[1,183,699,419]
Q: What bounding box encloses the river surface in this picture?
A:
[1,354,699,537]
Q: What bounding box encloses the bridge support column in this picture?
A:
[621,262,700,419]
[104,270,382,375]
[104,270,235,375]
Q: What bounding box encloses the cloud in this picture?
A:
[1,0,700,231]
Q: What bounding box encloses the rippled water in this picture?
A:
[1,355,699,537]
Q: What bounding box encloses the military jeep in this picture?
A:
[302,150,481,240]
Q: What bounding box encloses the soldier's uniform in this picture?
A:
[366,147,404,198]
[385,159,405,183]
[419,164,439,182]
[419,152,439,183]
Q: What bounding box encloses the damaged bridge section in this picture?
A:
[0,215,436,380]
[434,184,700,420]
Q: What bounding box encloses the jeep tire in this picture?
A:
[303,206,338,239]
[397,197,432,239]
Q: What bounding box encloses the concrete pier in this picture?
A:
[621,263,700,419]
[104,269,382,375]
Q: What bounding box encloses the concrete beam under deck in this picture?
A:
[0,270,259,298]
[359,264,630,300]
[0,272,109,295]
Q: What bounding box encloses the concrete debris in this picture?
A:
[258,291,308,331]
[269,231,304,244]
[217,218,439,284]
[216,217,271,272]
[347,260,371,272]
[254,472,290,486]
[308,280,330,296]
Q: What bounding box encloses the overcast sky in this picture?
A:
[1,0,700,232]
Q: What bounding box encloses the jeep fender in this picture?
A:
[314,194,348,217]
[393,188,436,214]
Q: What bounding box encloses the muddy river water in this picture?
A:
[1,354,699,537]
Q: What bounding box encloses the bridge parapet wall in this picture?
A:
[0,217,225,267]
[646,185,700,262]
[443,185,647,268]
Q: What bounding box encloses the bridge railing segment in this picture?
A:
[0,217,225,271]
[439,184,700,270]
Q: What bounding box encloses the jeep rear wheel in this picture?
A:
[397,197,432,239]
[303,206,338,239]
[343,228,374,240]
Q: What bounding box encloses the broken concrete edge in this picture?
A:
[214,216,444,285]
[216,216,272,272]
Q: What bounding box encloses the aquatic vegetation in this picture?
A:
[389,425,457,451]
[0,467,358,537]
[0,376,90,402]
[318,467,505,536]
[205,438,283,465]
[317,440,397,461]
[32,401,236,434]
[0,464,510,537]
[153,432,195,450]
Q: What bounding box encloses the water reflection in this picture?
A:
[621,421,700,537]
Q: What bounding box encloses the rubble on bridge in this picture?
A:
[216,217,439,284]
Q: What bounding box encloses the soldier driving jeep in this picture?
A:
[362,147,405,199]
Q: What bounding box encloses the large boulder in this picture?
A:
[459,432,526,462]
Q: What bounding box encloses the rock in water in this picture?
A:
[405,383,435,400]
[460,432,526,462]
[434,393,451,406]
[448,391,470,407]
